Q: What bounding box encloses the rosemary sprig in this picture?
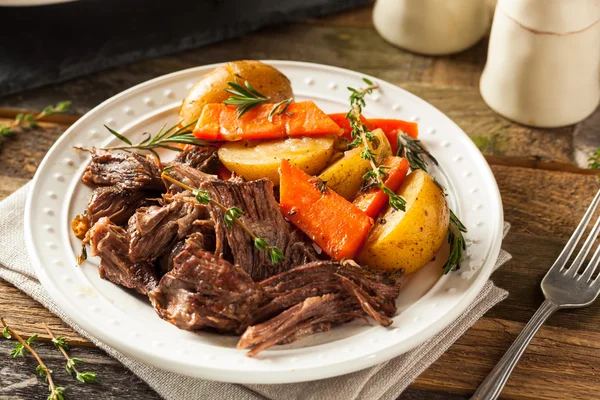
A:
[0,101,71,139]
[77,119,208,161]
[268,98,294,122]
[44,324,97,384]
[397,133,438,171]
[223,78,293,119]
[395,123,467,274]
[1,318,66,400]
[161,171,285,264]
[224,78,270,118]
[346,79,406,212]
[443,210,467,274]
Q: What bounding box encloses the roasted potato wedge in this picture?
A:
[357,170,450,274]
[218,137,335,186]
[179,60,294,127]
[318,128,392,200]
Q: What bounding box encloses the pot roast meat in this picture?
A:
[202,178,316,281]
[86,185,152,226]
[173,145,220,173]
[163,162,216,194]
[238,261,403,356]
[157,221,216,276]
[238,294,364,357]
[88,217,158,295]
[82,148,164,191]
[149,235,265,333]
[128,192,209,263]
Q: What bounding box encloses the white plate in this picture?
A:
[25,61,503,384]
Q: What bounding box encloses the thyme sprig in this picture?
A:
[76,120,208,161]
[1,318,66,400]
[223,78,294,120]
[588,148,600,169]
[0,101,71,139]
[44,324,97,384]
[346,79,406,212]
[161,172,285,264]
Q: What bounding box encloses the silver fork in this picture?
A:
[472,189,600,400]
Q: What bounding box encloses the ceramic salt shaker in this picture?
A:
[373,0,492,55]
[480,0,600,128]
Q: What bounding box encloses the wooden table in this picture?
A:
[1,5,600,400]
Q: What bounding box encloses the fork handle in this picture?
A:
[471,299,560,400]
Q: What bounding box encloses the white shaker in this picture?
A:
[480,0,600,127]
[373,0,492,55]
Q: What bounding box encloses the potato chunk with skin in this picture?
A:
[318,128,392,200]
[218,137,335,186]
[179,60,294,127]
[357,170,450,275]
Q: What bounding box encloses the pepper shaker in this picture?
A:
[480,0,600,127]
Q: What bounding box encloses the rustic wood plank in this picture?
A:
[491,165,599,239]
[0,341,160,400]
[0,119,68,181]
[414,317,600,400]
[0,288,89,347]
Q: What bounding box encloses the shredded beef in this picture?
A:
[202,178,316,281]
[86,186,152,226]
[174,146,220,173]
[81,148,164,191]
[238,294,364,357]
[157,222,216,276]
[149,236,265,333]
[164,162,216,194]
[237,261,403,356]
[88,217,158,295]
[127,192,209,262]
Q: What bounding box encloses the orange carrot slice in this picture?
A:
[194,101,342,141]
[279,159,373,261]
[353,156,410,219]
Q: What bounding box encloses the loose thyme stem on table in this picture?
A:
[161,171,285,264]
[1,318,66,400]
[0,101,71,139]
[43,324,97,384]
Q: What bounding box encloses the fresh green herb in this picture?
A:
[1,319,64,400]
[254,237,286,264]
[268,98,294,122]
[224,77,293,119]
[0,101,71,139]
[161,172,285,264]
[396,132,466,273]
[224,207,245,228]
[345,79,406,212]
[51,335,68,351]
[2,326,11,339]
[396,133,438,171]
[588,148,600,169]
[44,324,97,384]
[223,78,270,117]
[443,210,467,274]
[75,119,209,161]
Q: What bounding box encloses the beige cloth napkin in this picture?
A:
[0,184,510,400]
